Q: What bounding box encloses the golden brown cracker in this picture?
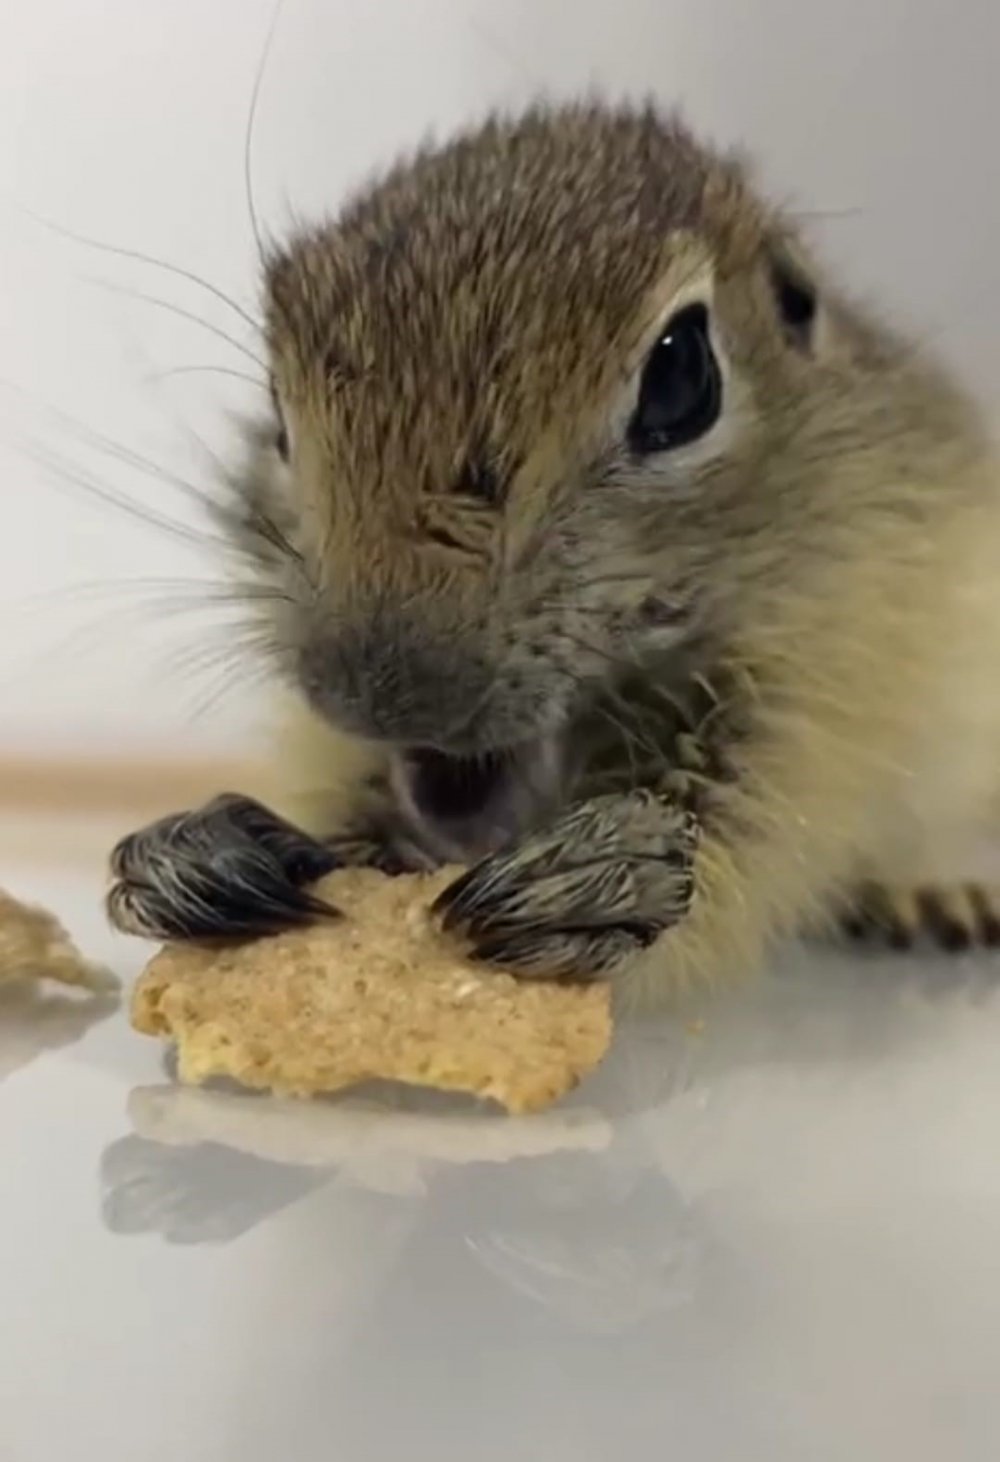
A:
[132,867,611,1114]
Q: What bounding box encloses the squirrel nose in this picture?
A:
[299,618,494,748]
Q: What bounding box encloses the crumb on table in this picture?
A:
[0,890,118,995]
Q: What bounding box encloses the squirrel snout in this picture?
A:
[298,619,498,749]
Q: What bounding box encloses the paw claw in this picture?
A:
[107,795,342,942]
[435,790,697,981]
[470,926,648,982]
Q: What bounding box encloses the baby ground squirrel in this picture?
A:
[108,102,1000,996]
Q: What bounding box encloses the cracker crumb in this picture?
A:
[1,889,117,994]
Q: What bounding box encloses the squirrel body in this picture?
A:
[109,104,1000,989]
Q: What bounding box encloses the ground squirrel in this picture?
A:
[108,103,1000,997]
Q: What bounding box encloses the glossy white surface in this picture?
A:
[4,820,1000,1461]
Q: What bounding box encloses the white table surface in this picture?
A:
[3,815,1000,1462]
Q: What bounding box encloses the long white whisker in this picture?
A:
[85,277,266,370]
[18,204,264,335]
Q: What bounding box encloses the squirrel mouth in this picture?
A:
[391,740,563,862]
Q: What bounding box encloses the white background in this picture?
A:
[1,0,998,756]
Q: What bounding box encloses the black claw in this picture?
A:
[471,923,648,981]
[434,790,696,981]
[432,865,485,930]
[206,795,339,885]
[471,932,571,975]
[107,859,338,942]
[107,794,343,942]
[190,794,343,887]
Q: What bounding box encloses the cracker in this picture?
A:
[131,867,612,1114]
[0,889,117,994]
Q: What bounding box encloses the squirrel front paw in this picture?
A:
[107,794,343,940]
[433,790,699,980]
[108,793,444,941]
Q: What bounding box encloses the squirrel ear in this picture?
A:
[771,251,818,350]
[768,246,818,351]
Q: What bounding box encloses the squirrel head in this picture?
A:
[226,101,975,856]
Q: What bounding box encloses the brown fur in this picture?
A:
[112,101,1000,995]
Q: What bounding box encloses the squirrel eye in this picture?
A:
[627,304,721,455]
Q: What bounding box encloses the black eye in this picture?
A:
[627,304,721,455]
